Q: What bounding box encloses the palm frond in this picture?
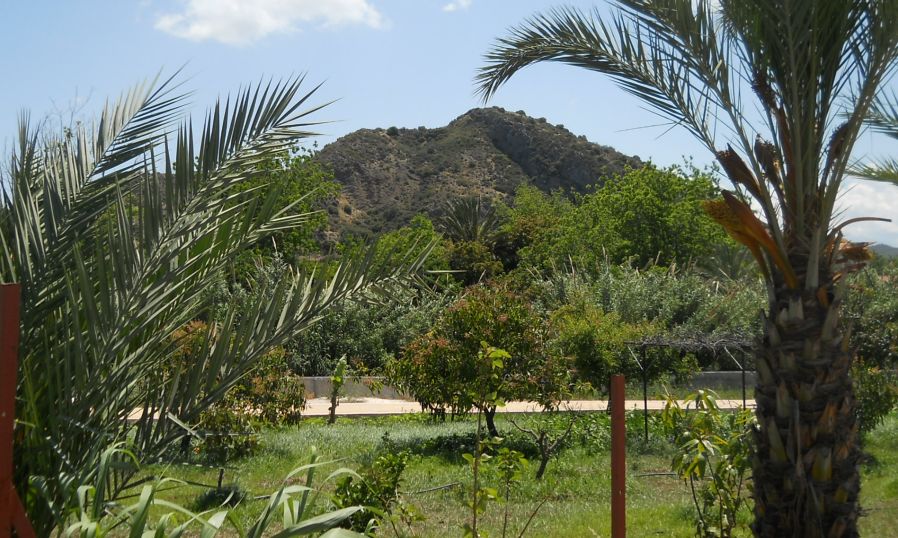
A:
[437,196,499,244]
[852,91,898,187]
[3,74,429,529]
[477,2,735,153]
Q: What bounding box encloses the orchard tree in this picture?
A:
[388,281,569,436]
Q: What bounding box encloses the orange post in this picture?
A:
[1,283,35,537]
[611,374,626,538]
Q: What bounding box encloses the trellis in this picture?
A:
[625,333,755,442]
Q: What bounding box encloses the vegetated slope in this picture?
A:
[316,107,642,238]
[871,243,898,258]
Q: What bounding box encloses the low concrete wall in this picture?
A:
[301,376,404,400]
[686,371,756,391]
[301,371,757,401]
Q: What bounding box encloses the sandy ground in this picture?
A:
[128,398,755,422]
[301,397,755,417]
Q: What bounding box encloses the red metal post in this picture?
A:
[611,374,626,538]
[1,283,35,538]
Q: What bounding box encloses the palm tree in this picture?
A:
[477,2,898,536]
[436,196,500,244]
[0,74,429,531]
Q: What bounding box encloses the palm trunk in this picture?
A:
[752,264,861,537]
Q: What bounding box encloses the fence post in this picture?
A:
[1,283,35,537]
[611,374,626,538]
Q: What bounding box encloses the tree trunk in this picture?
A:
[484,406,499,438]
[535,454,549,480]
[752,266,860,537]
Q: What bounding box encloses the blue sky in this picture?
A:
[2,0,896,244]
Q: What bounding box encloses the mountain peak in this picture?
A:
[316,108,642,238]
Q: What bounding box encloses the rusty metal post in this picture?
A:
[1,283,35,537]
[611,374,626,538]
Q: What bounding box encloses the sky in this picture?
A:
[2,0,896,245]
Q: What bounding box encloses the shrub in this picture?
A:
[844,261,898,431]
[333,451,418,534]
[533,266,763,372]
[551,303,663,391]
[235,346,306,424]
[660,391,755,538]
[852,364,898,434]
[448,240,504,285]
[196,404,260,462]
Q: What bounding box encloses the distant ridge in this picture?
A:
[316,107,642,239]
[872,243,898,258]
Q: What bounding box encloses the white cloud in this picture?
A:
[834,179,898,246]
[442,0,472,13]
[155,0,385,46]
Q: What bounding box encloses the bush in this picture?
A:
[844,261,898,431]
[196,404,260,462]
[232,346,305,424]
[551,302,664,391]
[661,391,755,538]
[333,451,417,533]
[532,266,763,372]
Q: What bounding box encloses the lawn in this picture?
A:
[145,410,898,537]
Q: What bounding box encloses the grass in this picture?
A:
[141,410,898,537]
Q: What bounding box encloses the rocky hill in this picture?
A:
[872,243,898,258]
[316,107,642,238]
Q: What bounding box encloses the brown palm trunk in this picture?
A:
[752,264,861,537]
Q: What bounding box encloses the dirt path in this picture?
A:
[302,397,755,417]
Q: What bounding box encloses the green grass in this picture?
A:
[141,411,898,537]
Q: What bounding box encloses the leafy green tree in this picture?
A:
[576,165,727,266]
[340,214,450,276]
[511,166,728,271]
[478,2,898,534]
[231,146,340,279]
[552,303,662,391]
[447,240,504,285]
[495,185,573,271]
[388,281,570,437]
[0,76,427,530]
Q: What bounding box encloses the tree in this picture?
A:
[437,197,505,284]
[230,146,341,280]
[494,185,573,271]
[0,75,429,530]
[509,166,729,270]
[477,2,898,535]
[387,281,569,437]
[577,165,728,266]
[437,196,500,244]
